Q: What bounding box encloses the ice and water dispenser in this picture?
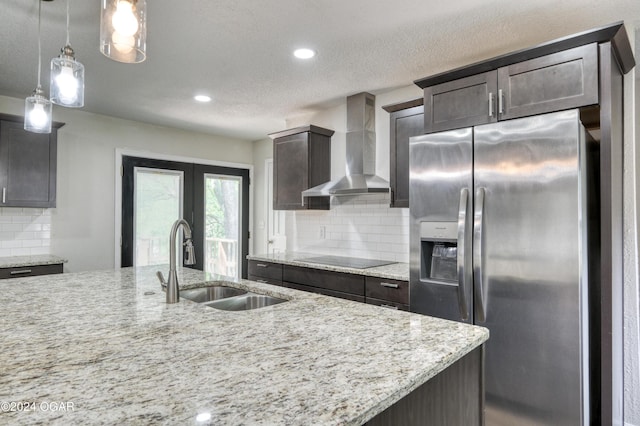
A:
[419,221,458,283]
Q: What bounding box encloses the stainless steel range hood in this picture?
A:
[302,92,390,197]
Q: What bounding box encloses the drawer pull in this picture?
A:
[10,269,32,275]
[381,304,399,310]
[256,279,268,283]
[256,263,268,268]
[380,282,399,289]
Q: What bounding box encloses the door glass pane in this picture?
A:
[204,174,241,278]
[134,168,183,266]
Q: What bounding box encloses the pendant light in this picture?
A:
[25,0,52,134]
[50,0,84,107]
[100,0,147,63]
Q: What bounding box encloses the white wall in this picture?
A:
[0,95,254,272]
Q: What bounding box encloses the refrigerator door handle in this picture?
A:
[457,188,470,320]
[473,187,487,322]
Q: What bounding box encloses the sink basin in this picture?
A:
[180,286,247,303]
[204,293,287,311]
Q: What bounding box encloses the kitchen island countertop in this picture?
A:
[0,266,487,425]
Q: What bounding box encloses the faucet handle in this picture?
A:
[156,271,167,287]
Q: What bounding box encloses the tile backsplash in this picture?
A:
[287,194,409,263]
[0,208,52,257]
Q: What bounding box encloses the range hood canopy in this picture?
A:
[302,92,390,198]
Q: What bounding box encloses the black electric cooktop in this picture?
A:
[296,255,396,269]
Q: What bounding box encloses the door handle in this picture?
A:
[2,187,5,204]
[498,89,504,115]
[456,188,469,321]
[473,187,487,322]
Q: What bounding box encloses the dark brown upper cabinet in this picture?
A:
[420,43,598,133]
[0,114,63,208]
[382,98,424,208]
[269,125,333,210]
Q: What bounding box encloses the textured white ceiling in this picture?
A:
[1,0,639,140]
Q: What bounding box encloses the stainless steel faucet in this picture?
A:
[156,219,196,303]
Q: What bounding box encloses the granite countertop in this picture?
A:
[0,254,68,268]
[0,266,487,425]
[248,252,409,281]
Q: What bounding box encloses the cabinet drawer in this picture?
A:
[0,263,63,279]
[283,265,365,296]
[366,297,409,311]
[248,260,283,281]
[248,274,282,286]
[283,281,365,303]
[365,277,409,305]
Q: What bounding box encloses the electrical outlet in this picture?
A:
[319,225,326,239]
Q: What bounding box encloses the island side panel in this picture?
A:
[366,345,484,426]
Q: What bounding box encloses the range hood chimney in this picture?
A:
[302,92,390,198]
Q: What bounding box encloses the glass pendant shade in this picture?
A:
[51,46,85,107]
[100,0,147,63]
[24,86,52,134]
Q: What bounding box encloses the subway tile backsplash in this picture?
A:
[0,208,52,257]
[287,194,409,263]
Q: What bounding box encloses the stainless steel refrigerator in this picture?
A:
[409,109,597,425]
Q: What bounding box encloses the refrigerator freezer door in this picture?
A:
[474,110,589,425]
[409,128,473,323]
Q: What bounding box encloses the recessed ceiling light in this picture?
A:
[194,95,211,103]
[293,48,316,59]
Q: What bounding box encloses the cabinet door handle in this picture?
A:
[498,89,504,115]
[488,92,494,117]
[256,263,268,268]
[2,187,5,203]
[10,269,32,275]
[380,282,399,289]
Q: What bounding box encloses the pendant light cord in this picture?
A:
[65,0,70,46]
[36,0,42,89]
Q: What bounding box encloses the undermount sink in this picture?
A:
[204,293,287,311]
[180,286,247,303]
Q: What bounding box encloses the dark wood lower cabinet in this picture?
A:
[283,265,365,296]
[366,346,484,426]
[282,281,365,303]
[0,263,63,279]
[248,260,409,306]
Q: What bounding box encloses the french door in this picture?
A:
[122,156,249,279]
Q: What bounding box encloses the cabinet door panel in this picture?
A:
[283,265,365,296]
[0,121,56,208]
[498,43,598,120]
[273,133,309,209]
[390,106,423,207]
[283,281,365,303]
[424,71,497,133]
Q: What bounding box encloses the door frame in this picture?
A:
[115,148,253,269]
